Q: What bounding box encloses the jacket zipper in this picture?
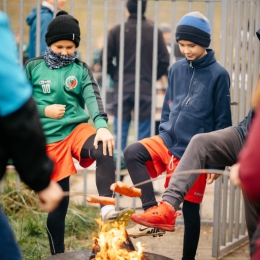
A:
[186,97,191,106]
[58,69,61,104]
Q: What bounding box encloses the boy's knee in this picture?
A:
[124,142,142,163]
[124,144,134,163]
[190,133,209,148]
[93,142,111,161]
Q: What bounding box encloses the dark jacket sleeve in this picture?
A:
[238,105,260,201]
[105,27,117,79]
[1,97,53,192]
[157,30,170,80]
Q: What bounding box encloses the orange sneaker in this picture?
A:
[130,201,181,231]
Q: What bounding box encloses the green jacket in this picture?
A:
[25,57,108,144]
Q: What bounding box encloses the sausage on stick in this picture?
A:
[86,195,115,205]
[110,181,142,197]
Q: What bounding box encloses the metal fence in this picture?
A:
[1,0,260,258]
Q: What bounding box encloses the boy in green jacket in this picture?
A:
[25,11,133,255]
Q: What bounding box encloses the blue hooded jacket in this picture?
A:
[159,49,232,159]
[0,12,32,116]
[26,5,53,59]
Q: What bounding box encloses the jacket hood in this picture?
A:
[26,8,37,26]
[187,49,216,69]
[26,6,52,26]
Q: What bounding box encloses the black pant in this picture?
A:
[46,135,115,255]
[47,177,70,255]
[124,143,200,259]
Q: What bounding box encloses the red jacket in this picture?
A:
[238,105,260,201]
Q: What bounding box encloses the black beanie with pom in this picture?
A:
[126,0,147,14]
[45,11,81,47]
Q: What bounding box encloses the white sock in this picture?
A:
[101,205,115,219]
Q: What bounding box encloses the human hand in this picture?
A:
[229,163,242,188]
[94,128,115,156]
[37,181,63,212]
[45,104,66,119]
[206,173,221,184]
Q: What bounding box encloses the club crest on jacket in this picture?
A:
[65,76,78,89]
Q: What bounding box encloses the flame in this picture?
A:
[92,219,144,260]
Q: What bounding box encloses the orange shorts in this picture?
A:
[46,123,96,182]
[139,135,207,204]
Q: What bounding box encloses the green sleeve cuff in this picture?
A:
[94,119,108,130]
[37,105,46,117]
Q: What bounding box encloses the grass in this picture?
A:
[1,172,100,260]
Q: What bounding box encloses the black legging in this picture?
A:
[47,176,70,255]
[80,135,115,198]
[47,134,115,255]
[124,142,157,210]
[182,200,201,260]
[124,142,200,260]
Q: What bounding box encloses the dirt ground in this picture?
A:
[70,165,250,260]
[130,225,250,260]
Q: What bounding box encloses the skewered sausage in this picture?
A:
[110,181,142,197]
[86,195,115,205]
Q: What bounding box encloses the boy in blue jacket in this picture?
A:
[124,11,232,260]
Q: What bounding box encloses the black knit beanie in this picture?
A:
[256,29,260,41]
[176,11,211,47]
[45,11,80,47]
[126,0,147,14]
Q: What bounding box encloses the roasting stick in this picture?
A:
[63,169,230,200]
[132,168,230,188]
[111,169,230,197]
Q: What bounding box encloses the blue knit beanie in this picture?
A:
[176,11,211,47]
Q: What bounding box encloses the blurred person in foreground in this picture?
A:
[0,11,63,260]
[26,0,66,59]
[230,29,260,258]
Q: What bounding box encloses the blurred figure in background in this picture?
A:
[14,31,29,64]
[101,0,169,152]
[26,0,66,59]
[159,23,172,53]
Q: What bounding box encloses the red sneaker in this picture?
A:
[130,201,181,231]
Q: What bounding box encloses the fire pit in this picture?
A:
[44,250,173,260]
[44,216,173,260]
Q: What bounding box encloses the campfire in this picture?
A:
[44,216,173,260]
[89,219,149,260]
